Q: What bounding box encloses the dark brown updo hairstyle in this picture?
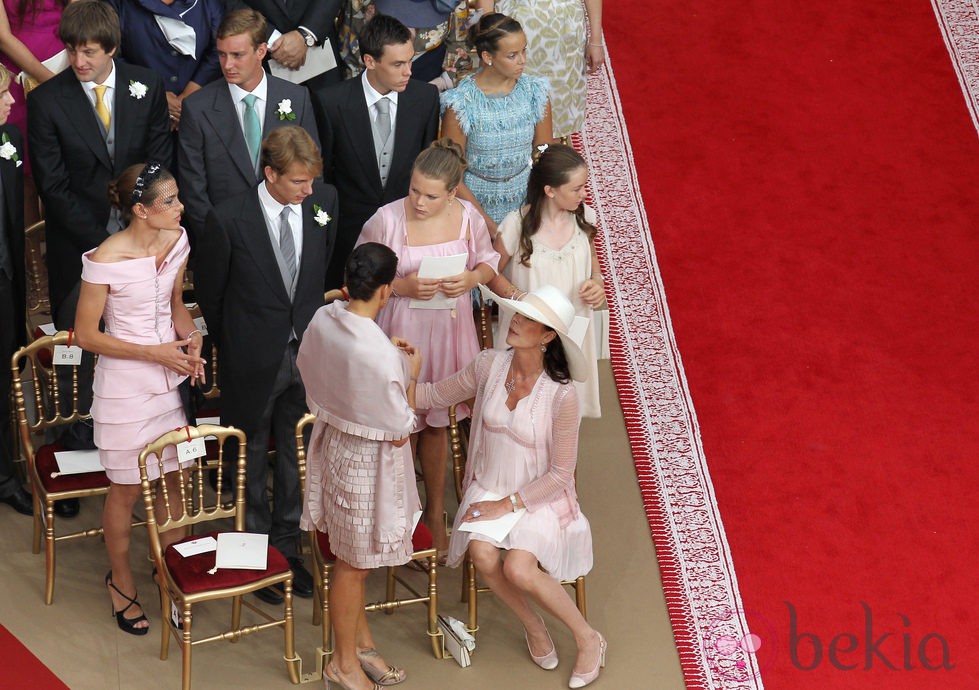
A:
[519,144,595,267]
[412,138,468,191]
[345,242,398,301]
[466,12,523,61]
[107,162,175,223]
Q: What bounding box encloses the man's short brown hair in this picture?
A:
[261,126,323,178]
[216,8,268,48]
[58,0,121,54]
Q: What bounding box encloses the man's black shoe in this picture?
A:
[254,586,284,605]
[287,558,314,599]
[0,487,33,516]
[54,498,80,518]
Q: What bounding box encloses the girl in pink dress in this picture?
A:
[416,284,606,688]
[357,138,499,553]
[75,162,205,635]
[298,242,423,690]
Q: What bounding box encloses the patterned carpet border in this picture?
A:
[578,57,764,690]
[932,0,979,135]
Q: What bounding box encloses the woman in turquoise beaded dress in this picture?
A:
[441,13,553,238]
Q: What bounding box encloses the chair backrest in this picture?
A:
[23,221,50,318]
[294,413,315,494]
[184,303,221,400]
[11,331,91,463]
[137,425,247,566]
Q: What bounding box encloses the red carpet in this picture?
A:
[0,624,68,689]
[590,1,979,687]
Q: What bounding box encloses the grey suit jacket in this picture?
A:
[177,74,320,243]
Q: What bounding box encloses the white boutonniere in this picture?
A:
[313,204,331,226]
[129,80,148,100]
[0,133,21,167]
[276,99,297,121]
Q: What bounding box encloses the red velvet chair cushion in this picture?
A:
[315,522,434,564]
[35,441,110,493]
[164,531,291,594]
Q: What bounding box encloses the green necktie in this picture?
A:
[242,93,261,169]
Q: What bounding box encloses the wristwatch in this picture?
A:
[297,27,315,47]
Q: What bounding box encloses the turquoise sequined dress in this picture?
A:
[441,74,550,224]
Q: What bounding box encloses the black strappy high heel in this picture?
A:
[105,571,149,636]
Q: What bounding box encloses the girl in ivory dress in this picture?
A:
[298,243,422,690]
[74,162,205,635]
[416,284,606,689]
[356,139,499,554]
[488,144,604,417]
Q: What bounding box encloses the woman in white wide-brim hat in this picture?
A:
[415,283,607,688]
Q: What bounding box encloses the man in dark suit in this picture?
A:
[312,13,439,289]
[196,126,337,604]
[179,8,320,244]
[0,69,32,516]
[235,0,343,89]
[28,0,172,334]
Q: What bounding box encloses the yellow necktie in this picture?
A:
[94,85,110,130]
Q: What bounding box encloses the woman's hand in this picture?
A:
[579,278,605,309]
[149,338,206,377]
[440,270,478,298]
[460,498,511,523]
[166,92,182,129]
[186,335,206,386]
[398,272,442,301]
[391,337,423,381]
[586,42,606,74]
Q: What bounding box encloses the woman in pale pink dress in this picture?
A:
[416,284,606,688]
[356,138,499,554]
[298,242,422,690]
[75,162,205,635]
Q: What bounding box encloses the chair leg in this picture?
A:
[322,566,333,660]
[465,554,477,636]
[384,566,396,614]
[283,583,300,684]
[311,573,322,626]
[160,591,172,660]
[231,595,242,636]
[574,576,587,619]
[31,493,42,554]
[426,555,443,659]
[44,501,56,605]
[181,610,193,690]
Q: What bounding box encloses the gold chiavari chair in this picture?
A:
[138,424,301,690]
[11,331,111,604]
[295,413,444,671]
[447,404,587,635]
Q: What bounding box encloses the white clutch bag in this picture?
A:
[438,615,475,667]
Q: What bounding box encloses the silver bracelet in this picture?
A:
[509,493,519,512]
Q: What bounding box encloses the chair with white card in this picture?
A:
[447,404,588,636]
[138,424,301,690]
[294,413,444,668]
[10,330,111,605]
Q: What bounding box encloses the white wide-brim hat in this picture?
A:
[479,284,591,383]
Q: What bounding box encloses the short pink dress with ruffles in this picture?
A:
[81,230,190,485]
[297,301,421,569]
[357,198,499,429]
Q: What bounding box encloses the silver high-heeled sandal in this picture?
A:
[568,633,606,688]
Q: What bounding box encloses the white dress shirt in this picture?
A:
[361,70,399,126]
[83,61,117,119]
[258,179,303,269]
[228,72,268,137]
